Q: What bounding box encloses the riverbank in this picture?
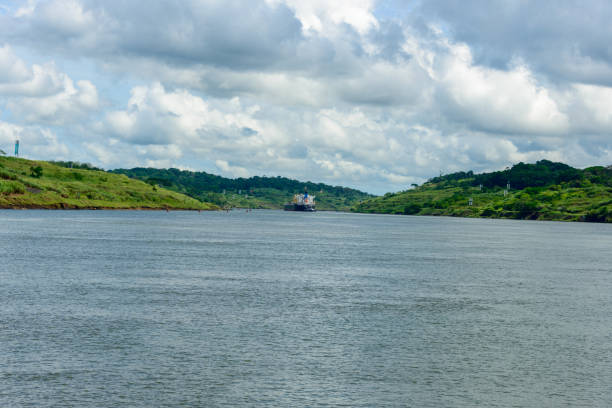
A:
[352,161,612,223]
[0,156,217,211]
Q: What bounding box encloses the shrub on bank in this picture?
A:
[584,207,612,223]
[403,203,422,215]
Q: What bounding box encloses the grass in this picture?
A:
[0,157,218,210]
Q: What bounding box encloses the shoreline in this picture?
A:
[0,204,216,211]
[2,205,607,223]
[350,210,611,223]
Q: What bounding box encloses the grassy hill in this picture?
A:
[0,156,217,210]
[353,160,612,223]
[110,167,374,211]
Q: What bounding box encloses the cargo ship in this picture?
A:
[284,190,315,212]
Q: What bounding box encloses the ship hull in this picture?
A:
[284,203,316,212]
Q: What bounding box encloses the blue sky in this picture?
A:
[1,0,612,194]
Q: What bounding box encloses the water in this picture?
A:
[1,210,611,407]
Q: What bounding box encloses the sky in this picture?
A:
[1,0,612,194]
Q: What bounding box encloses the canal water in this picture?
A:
[1,210,611,406]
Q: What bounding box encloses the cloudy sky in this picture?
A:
[1,0,612,193]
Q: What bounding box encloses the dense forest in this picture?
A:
[426,160,584,189]
[111,167,373,211]
[353,160,612,222]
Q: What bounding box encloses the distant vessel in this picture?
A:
[284,190,315,212]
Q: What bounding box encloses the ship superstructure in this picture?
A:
[284,190,315,211]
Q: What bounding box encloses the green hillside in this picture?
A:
[0,156,217,210]
[353,160,612,223]
[110,167,374,211]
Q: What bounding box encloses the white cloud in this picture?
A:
[0,46,66,96]
[568,83,612,133]
[215,159,250,178]
[0,45,30,83]
[7,78,98,125]
[405,37,570,136]
[1,1,612,193]
[106,82,239,145]
[268,0,378,35]
[92,76,612,193]
[14,0,37,18]
[0,45,99,125]
[33,0,95,35]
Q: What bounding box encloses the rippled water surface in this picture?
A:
[1,210,612,407]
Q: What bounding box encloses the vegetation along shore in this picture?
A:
[3,155,612,223]
[110,167,373,211]
[352,160,612,223]
[0,157,217,210]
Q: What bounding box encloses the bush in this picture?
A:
[480,208,497,217]
[584,207,612,223]
[567,179,584,188]
[432,200,448,209]
[524,186,544,195]
[403,203,422,215]
[505,200,540,219]
[30,166,43,178]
